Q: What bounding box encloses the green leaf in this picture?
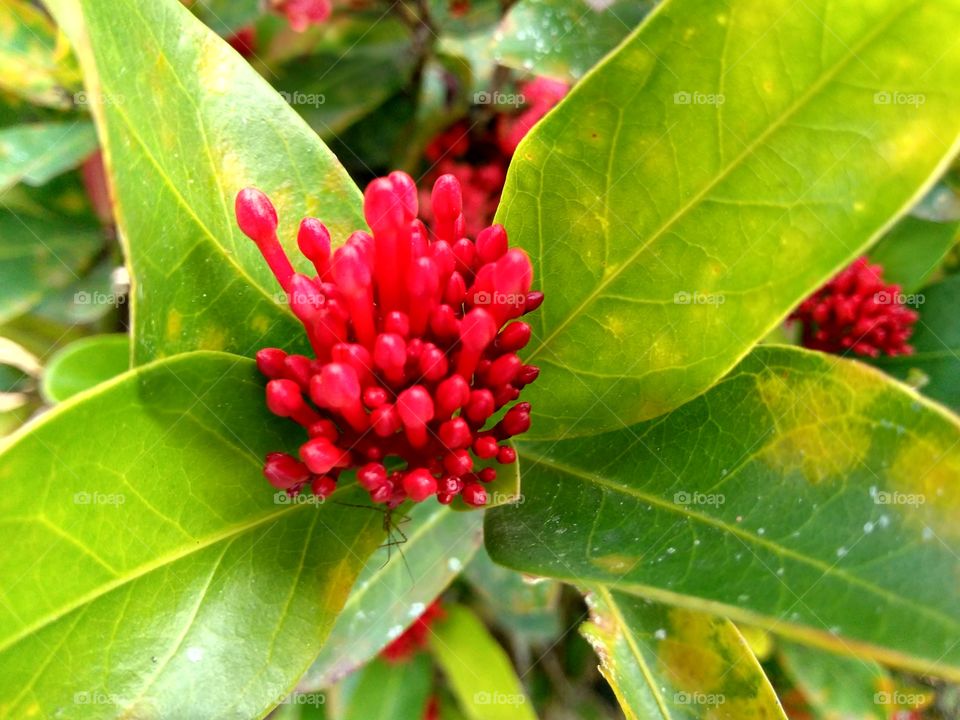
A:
[0,206,102,324]
[0,0,82,109]
[0,121,98,191]
[872,275,960,411]
[41,333,130,402]
[342,655,434,720]
[464,546,561,643]
[0,352,381,718]
[493,0,655,81]
[273,17,417,139]
[868,183,960,291]
[429,605,536,720]
[581,587,785,719]
[778,641,890,720]
[302,501,483,689]
[485,346,960,679]
[45,0,364,364]
[499,0,960,439]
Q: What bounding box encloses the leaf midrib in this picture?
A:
[518,448,960,633]
[0,500,312,656]
[527,0,916,362]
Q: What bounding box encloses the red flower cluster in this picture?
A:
[381,601,445,662]
[421,77,568,237]
[790,257,918,357]
[236,171,541,508]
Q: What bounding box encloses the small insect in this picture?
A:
[335,501,414,579]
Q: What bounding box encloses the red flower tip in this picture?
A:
[236,187,278,243]
[790,257,918,358]
[240,172,541,507]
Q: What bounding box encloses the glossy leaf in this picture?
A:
[302,502,483,689]
[0,352,381,718]
[485,346,960,679]
[868,183,960,291]
[0,121,98,191]
[0,207,102,323]
[41,333,130,402]
[429,605,536,720]
[45,0,364,364]
[581,587,785,719]
[342,655,433,720]
[872,275,960,411]
[498,0,960,439]
[494,0,654,81]
[778,641,890,720]
[0,0,81,108]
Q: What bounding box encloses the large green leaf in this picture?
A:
[0,0,81,109]
[0,352,381,718]
[429,605,536,720]
[498,0,960,439]
[342,655,434,720]
[41,333,130,402]
[872,275,960,411]
[0,206,102,323]
[485,346,960,679]
[302,501,483,689]
[45,0,364,364]
[493,0,655,81]
[778,641,890,720]
[0,121,97,191]
[581,587,785,719]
